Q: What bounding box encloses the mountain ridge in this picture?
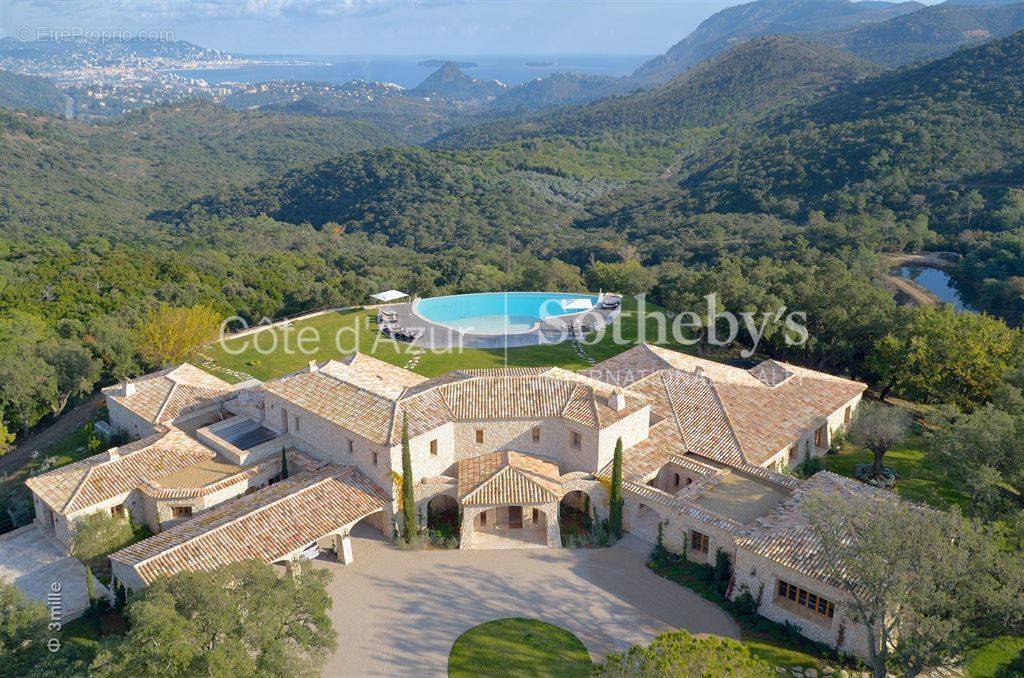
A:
[628,0,923,86]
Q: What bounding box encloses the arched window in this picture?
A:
[673,473,680,488]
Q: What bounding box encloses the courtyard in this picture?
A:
[310,522,739,676]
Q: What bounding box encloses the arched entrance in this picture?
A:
[559,489,594,544]
[426,494,459,539]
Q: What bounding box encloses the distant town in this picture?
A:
[0,37,327,118]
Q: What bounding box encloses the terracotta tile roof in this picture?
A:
[587,345,865,467]
[103,363,234,425]
[262,368,398,445]
[434,373,645,430]
[456,367,555,377]
[458,451,562,505]
[735,471,896,588]
[325,354,427,399]
[110,464,386,585]
[26,429,217,514]
[607,420,687,483]
[265,361,648,446]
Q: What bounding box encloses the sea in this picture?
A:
[171,53,650,88]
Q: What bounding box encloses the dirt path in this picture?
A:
[0,394,102,476]
[880,252,958,308]
[880,273,941,307]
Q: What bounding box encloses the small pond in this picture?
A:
[898,265,976,313]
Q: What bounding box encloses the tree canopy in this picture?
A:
[94,560,335,678]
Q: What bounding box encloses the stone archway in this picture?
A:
[426,493,460,537]
[559,489,594,544]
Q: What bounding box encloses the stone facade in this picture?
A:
[732,550,870,659]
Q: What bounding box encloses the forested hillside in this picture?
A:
[0,69,65,115]
[628,0,922,85]
[819,2,1024,66]
[670,30,1024,224]
[433,37,880,147]
[0,101,394,238]
[171,146,629,251]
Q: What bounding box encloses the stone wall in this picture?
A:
[263,391,395,496]
[732,549,870,660]
[107,399,156,440]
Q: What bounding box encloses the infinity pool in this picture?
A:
[414,292,599,335]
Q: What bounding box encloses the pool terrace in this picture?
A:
[200,297,700,383]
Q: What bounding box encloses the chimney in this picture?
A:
[609,389,626,412]
[123,380,136,397]
[308,360,319,373]
[694,366,704,379]
[107,446,120,461]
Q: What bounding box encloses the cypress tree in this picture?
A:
[609,437,624,538]
[401,413,416,543]
[280,447,289,480]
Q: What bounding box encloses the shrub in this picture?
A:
[829,429,847,454]
[71,513,149,583]
[712,548,732,594]
[732,585,760,619]
[597,630,771,676]
[796,455,825,478]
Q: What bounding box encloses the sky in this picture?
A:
[0,0,947,57]
[0,0,769,56]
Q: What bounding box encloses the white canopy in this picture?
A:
[561,298,594,311]
[370,290,408,303]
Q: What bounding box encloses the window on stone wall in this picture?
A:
[844,406,852,424]
[690,530,709,554]
[570,431,582,449]
[430,439,438,455]
[111,504,125,518]
[294,415,300,433]
[532,427,541,443]
[776,579,835,619]
[673,473,680,488]
[347,439,354,454]
[476,429,484,444]
[372,451,379,466]
[171,506,193,519]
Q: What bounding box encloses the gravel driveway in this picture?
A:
[314,524,740,677]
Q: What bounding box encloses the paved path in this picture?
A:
[0,525,107,621]
[0,394,102,476]
[314,525,739,677]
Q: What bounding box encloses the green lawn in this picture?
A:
[822,433,970,511]
[447,618,592,678]
[967,636,1024,677]
[203,297,707,382]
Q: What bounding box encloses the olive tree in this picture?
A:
[847,401,911,477]
[805,493,1024,678]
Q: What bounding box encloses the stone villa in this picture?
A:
[26,343,883,659]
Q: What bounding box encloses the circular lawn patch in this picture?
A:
[448,617,591,678]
